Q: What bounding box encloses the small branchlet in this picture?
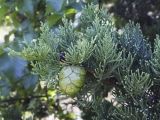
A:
[122,70,153,97]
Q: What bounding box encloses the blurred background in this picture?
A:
[0,0,160,119]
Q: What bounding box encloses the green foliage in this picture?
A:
[76,5,158,120]
[122,70,152,97]
[9,4,123,119]
[151,35,160,73]
[2,1,160,120]
[60,19,96,65]
[0,0,89,119]
[11,4,160,119]
[111,106,148,120]
[10,4,122,88]
[65,35,95,64]
[118,22,151,62]
[9,23,60,80]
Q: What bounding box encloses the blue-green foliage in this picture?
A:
[1,1,160,120]
[118,22,152,61]
[9,4,158,120]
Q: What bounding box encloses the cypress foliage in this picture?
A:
[9,4,160,120]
